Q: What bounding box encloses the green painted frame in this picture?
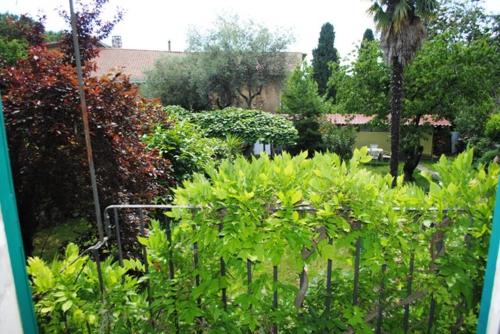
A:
[0,97,38,333]
[478,174,500,333]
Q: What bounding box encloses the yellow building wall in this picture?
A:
[354,131,433,156]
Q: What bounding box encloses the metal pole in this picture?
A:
[68,0,104,240]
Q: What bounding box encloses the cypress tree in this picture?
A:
[362,28,375,42]
[312,22,338,99]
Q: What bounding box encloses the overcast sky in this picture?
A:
[3,0,500,61]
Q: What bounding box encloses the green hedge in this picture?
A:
[187,107,298,147]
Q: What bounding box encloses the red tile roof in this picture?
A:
[93,48,305,83]
[93,48,186,82]
[326,114,451,127]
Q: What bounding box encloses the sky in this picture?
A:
[3,0,500,61]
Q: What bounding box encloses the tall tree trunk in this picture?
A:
[390,56,404,186]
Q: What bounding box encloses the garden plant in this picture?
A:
[28,149,498,333]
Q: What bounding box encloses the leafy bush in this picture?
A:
[280,63,325,154]
[320,120,356,159]
[188,107,298,148]
[144,112,238,181]
[28,244,149,333]
[1,47,172,255]
[485,113,500,142]
[29,150,498,333]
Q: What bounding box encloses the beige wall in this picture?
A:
[355,131,433,156]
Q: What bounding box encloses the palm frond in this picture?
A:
[368,2,391,30]
[393,0,411,32]
[415,0,439,18]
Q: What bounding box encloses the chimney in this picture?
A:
[168,40,171,52]
[112,35,122,48]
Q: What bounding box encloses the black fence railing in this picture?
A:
[70,204,468,333]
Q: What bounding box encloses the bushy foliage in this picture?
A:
[142,55,210,111]
[0,13,45,66]
[188,107,298,148]
[320,121,356,159]
[144,15,294,110]
[28,244,149,333]
[330,40,390,117]
[144,110,240,181]
[29,150,498,333]
[1,47,172,254]
[485,113,500,142]
[57,0,123,65]
[281,63,325,154]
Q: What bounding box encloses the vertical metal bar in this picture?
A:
[92,249,105,296]
[298,269,305,308]
[68,0,103,241]
[104,211,111,239]
[403,251,415,334]
[165,216,175,280]
[247,259,252,293]
[218,223,227,310]
[162,212,179,334]
[138,209,154,328]
[325,237,333,312]
[353,238,361,305]
[113,208,123,266]
[272,265,278,334]
[191,209,202,334]
[193,241,200,300]
[427,297,436,334]
[376,263,387,334]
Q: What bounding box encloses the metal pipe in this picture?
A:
[68,0,103,240]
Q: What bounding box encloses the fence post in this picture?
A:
[353,237,362,305]
[325,237,333,312]
[427,216,449,334]
[218,214,227,310]
[138,209,155,328]
[376,263,387,334]
[403,251,415,334]
[113,208,123,266]
[161,212,179,334]
[272,265,278,334]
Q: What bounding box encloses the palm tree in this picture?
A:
[368,0,437,184]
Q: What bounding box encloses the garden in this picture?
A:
[0,0,499,332]
[28,150,498,333]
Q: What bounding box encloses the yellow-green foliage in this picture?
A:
[28,149,498,333]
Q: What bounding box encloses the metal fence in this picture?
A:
[73,204,466,333]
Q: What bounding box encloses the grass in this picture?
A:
[363,160,432,191]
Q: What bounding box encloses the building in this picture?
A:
[92,39,305,112]
[326,114,452,158]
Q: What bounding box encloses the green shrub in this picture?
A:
[188,107,298,147]
[320,120,356,159]
[29,150,498,333]
[485,113,500,142]
[144,113,237,181]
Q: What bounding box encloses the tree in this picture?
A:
[281,63,325,155]
[58,0,123,65]
[332,13,498,181]
[368,0,438,183]
[312,23,339,99]
[1,47,172,255]
[187,15,294,109]
[143,55,210,110]
[0,13,45,66]
[330,39,390,117]
[427,0,499,44]
[363,28,375,42]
